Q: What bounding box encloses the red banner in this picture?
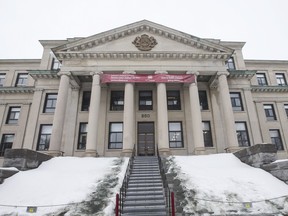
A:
[101,74,195,83]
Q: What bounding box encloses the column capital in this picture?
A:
[90,71,103,76]
[217,71,230,77]
[57,71,71,77]
[186,71,199,76]
[155,70,168,74]
[123,71,136,74]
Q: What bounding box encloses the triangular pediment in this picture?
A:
[52,20,234,60]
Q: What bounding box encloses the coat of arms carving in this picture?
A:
[132,34,157,51]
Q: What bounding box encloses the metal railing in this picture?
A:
[157,146,175,216]
[116,145,136,215]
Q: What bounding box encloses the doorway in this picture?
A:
[137,122,155,156]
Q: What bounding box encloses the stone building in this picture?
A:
[0,20,288,166]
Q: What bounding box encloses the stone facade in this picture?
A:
[0,20,288,165]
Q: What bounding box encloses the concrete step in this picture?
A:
[130,173,160,177]
[124,199,165,207]
[122,213,166,216]
[129,175,162,181]
[124,194,165,201]
[123,205,166,213]
[128,182,163,187]
[131,170,160,174]
[127,186,163,192]
[126,190,164,197]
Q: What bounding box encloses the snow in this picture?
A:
[0,157,129,216]
[170,153,288,215]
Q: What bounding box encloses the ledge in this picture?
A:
[228,70,256,79]
[251,85,288,92]
[0,87,34,94]
[28,70,59,79]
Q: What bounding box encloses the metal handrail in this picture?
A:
[117,145,136,215]
[157,146,175,216]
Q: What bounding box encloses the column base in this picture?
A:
[47,150,64,157]
[85,149,99,157]
[224,146,241,153]
[158,148,171,156]
[193,147,206,155]
[121,149,133,157]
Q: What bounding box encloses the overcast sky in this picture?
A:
[0,0,287,60]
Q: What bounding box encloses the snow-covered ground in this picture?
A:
[0,157,129,216]
[1,154,288,215]
[168,154,288,215]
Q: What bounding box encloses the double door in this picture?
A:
[137,122,155,156]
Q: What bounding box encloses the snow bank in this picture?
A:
[0,157,128,215]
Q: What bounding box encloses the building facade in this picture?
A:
[1,20,288,165]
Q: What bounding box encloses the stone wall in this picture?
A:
[262,160,288,184]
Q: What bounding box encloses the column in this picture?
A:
[187,71,205,154]
[243,89,262,144]
[85,71,102,157]
[156,71,170,155]
[217,72,238,151]
[122,72,135,156]
[49,72,71,156]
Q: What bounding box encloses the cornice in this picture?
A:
[228,70,256,80]
[0,87,34,94]
[56,51,230,60]
[251,85,288,92]
[28,70,59,80]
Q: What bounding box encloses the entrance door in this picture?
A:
[137,122,155,156]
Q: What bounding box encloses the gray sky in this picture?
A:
[0,0,287,60]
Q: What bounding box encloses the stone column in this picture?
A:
[217,72,238,151]
[122,71,135,156]
[85,71,102,157]
[49,72,71,156]
[187,71,205,154]
[155,71,170,155]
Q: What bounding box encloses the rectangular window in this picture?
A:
[37,125,52,151]
[168,122,183,148]
[199,91,209,110]
[0,73,5,87]
[110,91,124,111]
[0,134,14,157]
[269,129,284,150]
[276,73,287,86]
[78,123,88,150]
[139,91,153,110]
[235,122,250,147]
[226,57,236,70]
[167,90,181,110]
[6,107,21,124]
[81,91,91,111]
[230,92,243,111]
[202,121,213,147]
[51,58,61,70]
[109,122,123,149]
[264,104,276,120]
[285,104,288,118]
[256,73,268,86]
[44,93,57,113]
[15,73,28,87]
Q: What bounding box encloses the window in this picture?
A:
[139,91,153,110]
[256,73,268,86]
[285,104,288,118]
[276,73,287,86]
[226,57,235,70]
[110,91,124,111]
[78,123,87,150]
[0,134,14,157]
[264,104,276,120]
[15,73,28,87]
[202,121,213,147]
[167,90,181,110]
[44,93,57,113]
[235,122,250,147]
[6,107,21,124]
[51,57,61,70]
[230,92,243,111]
[108,123,123,149]
[81,91,91,111]
[168,122,183,148]
[199,91,209,110]
[37,125,52,151]
[269,129,284,150]
[0,73,5,87]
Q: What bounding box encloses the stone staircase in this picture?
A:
[121,156,167,216]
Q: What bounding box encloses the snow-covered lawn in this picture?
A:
[0,157,129,216]
[167,153,288,215]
